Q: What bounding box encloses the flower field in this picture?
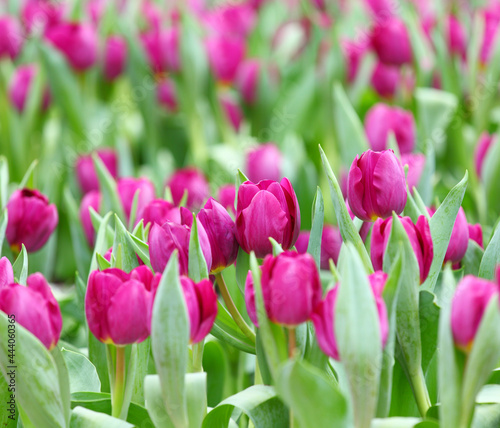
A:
[1,1,500,427]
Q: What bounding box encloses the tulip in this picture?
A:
[311,271,389,360]
[474,132,495,179]
[400,153,426,192]
[347,150,407,222]
[346,201,372,242]
[117,177,156,222]
[0,257,14,288]
[245,251,322,327]
[6,188,58,253]
[22,0,64,33]
[245,143,282,183]
[480,6,500,64]
[370,61,401,99]
[203,3,256,39]
[79,190,101,247]
[180,276,218,343]
[0,273,62,350]
[469,224,483,249]
[371,215,433,283]
[9,65,51,113]
[205,36,245,83]
[103,36,127,81]
[447,15,467,59]
[157,79,178,112]
[148,207,212,275]
[342,38,369,83]
[364,103,416,154]
[75,148,118,195]
[221,95,243,131]
[141,31,165,74]
[236,59,260,104]
[45,22,98,71]
[451,275,497,352]
[141,199,181,228]
[198,198,239,273]
[295,225,343,270]
[163,28,180,73]
[167,167,210,211]
[371,17,412,66]
[0,16,23,60]
[85,266,160,345]
[216,184,236,215]
[236,178,300,258]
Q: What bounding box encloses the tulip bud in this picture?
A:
[6,188,58,253]
[400,153,426,193]
[79,190,101,247]
[347,150,407,222]
[236,59,260,104]
[451,275,497,352]
[117,177,156,222]
[167,167,210,211]
[9,65,51,113]
[0,257,14,288]
[180,276,218,343]
[295,225,343,270]
[447,15,467,59]
[141,199,181,228]
[469,224,483,249]
[75,148,118,195]
[0,16,23,60]
[205,35,245,83]
[342,38,369,83]
[103,35,127,81]
[245,251,322,327]
[163,28,180,73]
[141,30,165,73]
[236,178,300,258]
[157,79,178,112]
[85,266,160,345]
[371,17,412,66]
[371,215,433,283]
[220,94,243,132]
[22,0,63,34]
[148,207,212,275]
[474,132,495,179]
[364,103,416,154]
[480,7,500,64]
[311,271,389,360]
[370,61,401,99]
[198,198,239,273]
[0,273,62,349]
[216,184,236,215]
[245,143,282,183]
[45,23,98,71]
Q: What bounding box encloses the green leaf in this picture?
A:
[112,215,139,272]
[186,372,207,428]
[0,156,9,209]
[276,359,348,428]
[127,233,152,270]
[144,375,175,428]
[131,339,150,405]
[89,212,113,274]
[70,407,133,428]
[478,219,500,279]
[96,253,112,271]
[371,418,422,428]
[18,159,38,190]
[203,340,229,407]
[319,145,373,273]
[151,252,189,427]
[472,404,500,428]
[307,187,324,269]
[189,213,209,281]
[269,237,284,256]
[202,385,289,428]
[12,244,28,285]
[62,349,101,393]
[482,135,500,215]
[463,241,485,276]
[0,371,17,425]
[0,209,7,254]
[235,248,250,294]
[51,347,71,428]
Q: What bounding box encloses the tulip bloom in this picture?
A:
[245,252,322,327]
[245,143,282,183]
[180,277,218,343]
[79,190,101,247]
[0,257,13,288]
[157,79,178,112]
[167,167,210,211]
[236,178,300,258]
[148,207,212,275]
[468,224,483,249]
[364,103,416,154]
[22,0,63,33]
[370,61,401,99]
[141,199,181,227]
[85,266,161,345]
[221,95,243,131]
[198,198,239,273]
[205,35,245,83]
[400,153,426,193]
[347,150,407,222]
[75,148,118,195]
[117,177,156,222]
[451,275,497,352]
[371,215,433,283]
[6,188,58,253]
[236,59,260,104]
[342,38,369,83]
[103,36,127,81]
[371,17,412,66]
[474,132,495,179]
[0,273,62,350]
[295,225,343,270]
[0,16,23,60]
[217,184,236,215]
[9,65,51,113]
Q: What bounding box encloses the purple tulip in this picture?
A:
[469,224,483,249]
[400,153,426,193]
[103,35,127,81]
[85,266,161,345]
[79,190,101,247]
[451,275,497,352]
[167,167,210,211]
[236,59,260,104]
[347,150,407,222]
[474,132,495,179]
[245,143,282,183]
[75,148,118,195]
[117,177,156,222]
[0,257,14,288]
[180,276,218,343]
[245,251,322,327]
[8,65,51,113]
[371,215,433,283]
[205,35,245,83]
[216,184,236,215]
[148,207,212,275]
[371,17,412,66]
[371,61,401,99]
[157,79,178,112]
[45,22,98,71]
[311,271,389,360]
[236,178,300,258]
[6,188,58,253]
[364,103,416,154]
[140,199,181,228]
[295,225,343,270]
[198,198,239,274]
[0,16,23,60]
[221,94,243,131]
[0,273,62,350]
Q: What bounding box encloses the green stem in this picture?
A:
[411,367,431,418]
[111,346,126,419]
[288,327,296,358]
[192,340,204,373]
[215,273,256,345]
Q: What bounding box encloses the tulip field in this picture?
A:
[2,0,500,427]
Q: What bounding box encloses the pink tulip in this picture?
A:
[157,79,178,112]
[216,184,236,215]
[400,153,426,192]
[205,36,245,83]
[79,190,101,247]
[167,167,210,211]
[0,16,23,60]
[245,143,282,183]
[117,177,156,222]
[140,199,181,228]
[371,17,412,66]
[370,61,401,98]
[295,225,343,270]
[469,224,483,249]
[8,64,51,113]
[203,3,256,39]
[103,35,127,81]
[75,148,118,195]
[236,59,260,104]
[474,132,495,179]
[22,0,64,33]
[0,257,14,289]
[342,38,370,83]
[220,95,243,131]
[480,5,500,64]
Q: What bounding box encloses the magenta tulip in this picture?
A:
[342,38,369,83]
[474,132,495,179]
[480,6,500,64]
[86,266,160,345]
[363,0,395,18]
[400,153,426,193]
[371,215,433,283]
[0,16,23,60]
[6,188,58,253]
[451,275,497,352]
[347,150,407,222]
[79,190,101,247]
[117,177,156,222]
[203,3,256,39]
[75,148,118,195]
[245,143,282,183]
[236,178,300,258]
[140,199,181,228]
[371,18,412,66]
[221,95,243,131]
[295,225,343,270]
[447,15,467,59]
[180,276,218,343]
[103,36,127,81]
[371,61,401,99]
[0,257,13,288]
[167,167,210,211]
[469,224,483,249]
[236,59,260,104]
[216,184,236,215]
[157,79,178,112]
[0,273,62,350]
[205,35,245,83]
[22,0,63,33]
[148,207,212,275]
[8,65,51,113]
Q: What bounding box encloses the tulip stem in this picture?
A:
[112,346,126,419]
[215,273,256,345]
[288,327,297,358]
[411,367,431,418]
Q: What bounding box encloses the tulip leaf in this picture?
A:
[463,241,484,276]
[269,237,284,256]
[0,371,17,425]
[126,190,140,232]
[12,244,28,285]
[186,372,208,428]
[131,339,150,406]
[336,243,382,428]
[307,187,324,269]
[189,213,209,281]
[18,159,38,190]
[89,211,113,274]
[478,218,500,280]
[61,349,101,394]
[0,209,7,255]
[319,145,373,273]
[127,233,152,270]
[0,312,67,428]
[235,247,250,295]
[144,375,176,428]
[422,171,468,292]
[471,404,500,428]
[0,156,9,209]
[151,251,189,427]
[51,347,71,427]
[371,418,423,428]
[202,385,289,428]
[112,215,139,272]
[96,253,112,271]
[70,407,133,428]
[276,359,348,428]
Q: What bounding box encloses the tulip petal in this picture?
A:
[0,257,14,288]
